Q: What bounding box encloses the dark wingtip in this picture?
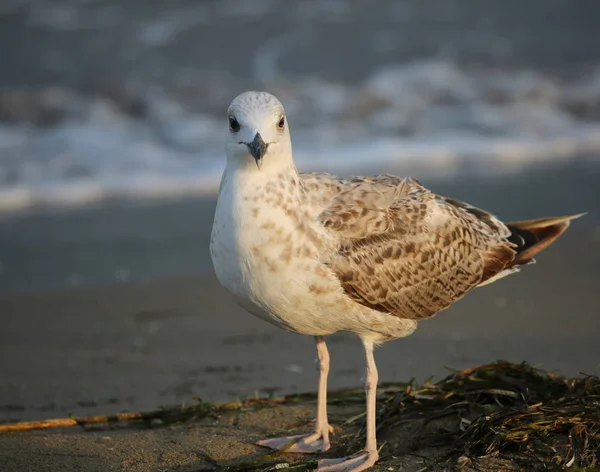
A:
[507,214,581,265]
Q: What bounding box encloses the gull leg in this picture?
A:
[317,338,379,471]
[257,336,332,453]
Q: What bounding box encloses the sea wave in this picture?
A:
[1,59,599,213]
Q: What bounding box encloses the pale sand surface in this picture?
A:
[0,392,464,472]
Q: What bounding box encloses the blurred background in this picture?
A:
[0,0,599,422]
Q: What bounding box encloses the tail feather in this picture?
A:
[506,213,585,265]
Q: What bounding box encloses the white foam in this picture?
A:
[2,125,598,215]
[0,59,599,214]
[294,125,600,175]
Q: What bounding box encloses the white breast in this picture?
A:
[210,169,345,336]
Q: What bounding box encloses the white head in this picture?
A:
[225,91,293,172]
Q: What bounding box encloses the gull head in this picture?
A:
[226,91,292,171]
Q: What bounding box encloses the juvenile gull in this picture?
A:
[210,91,582,471]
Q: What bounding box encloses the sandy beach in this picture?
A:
[0,159,598,470]
[0,386,480,472]
[1,0,599,469]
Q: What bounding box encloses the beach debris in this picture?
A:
[1,361,597,470]
[350,360,600,470]
[0,400,212,433]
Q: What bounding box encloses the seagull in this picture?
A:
[210,91,582,471]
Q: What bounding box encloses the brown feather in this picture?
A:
[315,172,583,321]
[479,244,517,284]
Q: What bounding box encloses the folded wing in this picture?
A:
[318,174,580,320]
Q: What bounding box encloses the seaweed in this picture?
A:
[2,361,598,471]
[354,361,600,470]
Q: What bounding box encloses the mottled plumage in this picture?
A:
[294,172,582,322]
[210,91,582,472]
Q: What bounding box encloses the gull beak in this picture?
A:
[246,133,268,170]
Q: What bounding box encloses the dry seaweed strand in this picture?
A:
[0,401,215,433]
[0,396,291,433]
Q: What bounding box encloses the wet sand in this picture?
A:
[1,159,599,421]
[0,159,599,470]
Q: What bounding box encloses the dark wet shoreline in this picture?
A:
[1,158,598,423]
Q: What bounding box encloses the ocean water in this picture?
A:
[1,0,600,214]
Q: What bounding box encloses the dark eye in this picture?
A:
[277,116,285,130]
[229,116,240,132]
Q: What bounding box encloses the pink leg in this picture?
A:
[317,338,379,471]
[257,336,333,453]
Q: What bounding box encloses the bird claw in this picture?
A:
[317,450,379,471]
[256,429,331,454]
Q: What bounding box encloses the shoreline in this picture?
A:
[0,153,598,472]
[0,157,598,294]
[2,227,598,423]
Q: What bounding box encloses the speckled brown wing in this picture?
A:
[299,172,347,215]
[319,175,517,320]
